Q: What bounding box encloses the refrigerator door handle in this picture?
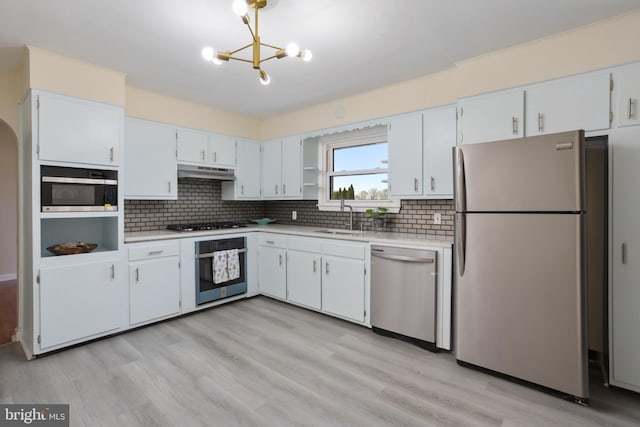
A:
[456,213,466,276]
[454,148,466,213]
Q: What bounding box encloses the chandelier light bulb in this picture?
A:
[232,0,249,17]
[259,70,271,85]
[301,49,313,62]
[201,46,215,62]
[285,43,300,57]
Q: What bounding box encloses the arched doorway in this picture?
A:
[0,119,18,345]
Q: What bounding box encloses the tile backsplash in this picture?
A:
[124,179,265,232]
[124,179,454,236]
[264,199,454,236]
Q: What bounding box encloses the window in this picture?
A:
[318,126,400,212]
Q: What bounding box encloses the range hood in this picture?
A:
[177,164,236,181]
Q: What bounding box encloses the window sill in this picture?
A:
[316,199,401,214]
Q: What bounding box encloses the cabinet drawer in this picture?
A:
[288,236,322,253]
[128,241,180,261]
[258,234,288,248]
[323,241,366,260]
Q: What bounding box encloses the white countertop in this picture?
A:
[125,224,453,248]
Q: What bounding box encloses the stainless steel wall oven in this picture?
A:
[195,237,247,305]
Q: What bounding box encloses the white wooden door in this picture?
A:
[261,141,282,198]
[286,250,321,310]
[281,136,302,198]
[610,126,640,392]
[389,112,423,197]
[235,138,262,198]
[424,105,457,198]
[37,93,122,166]
[321,256,365,322]
[617,63,640,128]
[39,260,120,349]
[459,89,524,144]
[129,257,180,325]
[525,72,611,136]
[258,245,286,299]
[124,117,177,199]
[210,133,236,166]
[176,127,209,163]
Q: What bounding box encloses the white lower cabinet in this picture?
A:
[39,259,121,349]
[128,241,181,326]
[258,235,368,324]
[258,241,287,299]
[286,250,321,310]
[321,255,366,323]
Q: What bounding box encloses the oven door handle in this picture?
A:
[197,248,247,259]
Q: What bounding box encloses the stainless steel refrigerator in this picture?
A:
[453,130,590,403]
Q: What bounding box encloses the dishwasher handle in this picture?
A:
[371,251,434,264]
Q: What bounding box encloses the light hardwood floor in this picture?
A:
[1,296,639,426]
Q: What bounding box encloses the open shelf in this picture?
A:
[41,216,119,258]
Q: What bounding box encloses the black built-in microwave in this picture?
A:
[41,165,118,212]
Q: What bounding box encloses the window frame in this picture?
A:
[317,126,400,213]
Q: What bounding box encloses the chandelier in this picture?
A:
[201,0,312,85]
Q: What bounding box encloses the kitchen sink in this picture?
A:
[314,229,364,236]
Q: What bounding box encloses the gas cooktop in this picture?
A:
[166,222,249,232]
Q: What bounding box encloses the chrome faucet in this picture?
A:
[340,199,354,230]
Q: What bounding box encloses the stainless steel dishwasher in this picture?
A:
[371,245,438,351]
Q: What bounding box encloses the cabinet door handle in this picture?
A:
[538,113,544,132]
[414,178,419,192]
[430,176,435,191]
[111,264,115,280]
[275,184,279,195]
[622,243,628,264]
[135,267,140,283]
[240,184,244,195]
[283,184,286,195]
[201,149,205,160]
[629,98,635,120]
[313,260,317,273]
[148,250,164,255]
[512,117,518,134]
[110,147,114,162]
[325,262,329,275]
[213,152,217,162]
[279,254,283,266]
[266,240,275,244]
[168,181,171,193]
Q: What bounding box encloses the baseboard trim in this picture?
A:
[0,273,17,282]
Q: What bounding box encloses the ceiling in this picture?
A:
[1,0,639,118]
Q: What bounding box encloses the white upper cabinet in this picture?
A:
[423,105,457,198]
[176,127,209,164]
[616,63,640,128]
[124,117,177,200]
[388,106,456,199]
[261,136,302,199]
[389,112,423,197]
[210,133,236,166]
[458,89,524,144]
[525,71,611,136]
[261,140,282,198]
[281,136,302,198]
[176,127,236,167]
[232,138,262,198]
[37,92,123,166]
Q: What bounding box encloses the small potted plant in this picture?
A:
[365,207,389,230]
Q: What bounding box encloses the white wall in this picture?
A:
[0,122,18,279]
